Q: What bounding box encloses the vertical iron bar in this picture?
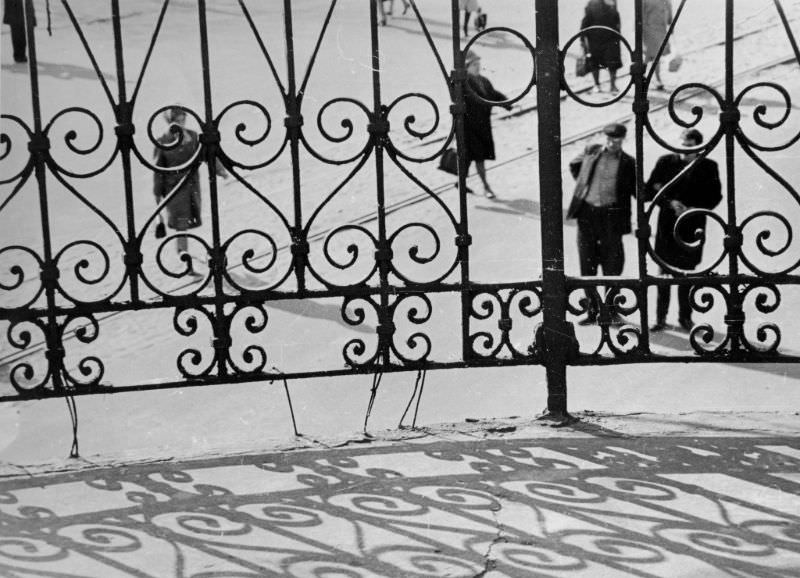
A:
[452,0,472,362]
[723,0,742,351]
[197,0,229,376]
[25,0,64,390]
[535,0,572,417]
[283,0,307,294]
[111,0,140,303]
[369,0,392,367]
[633,0,650,351]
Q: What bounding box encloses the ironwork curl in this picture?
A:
[737,210,797,276]
[0,246,44,307]
[739,283,781,353]
[215,99,287,169]
[173,306,216,378]
[7,319,50,395]
[390,293,432,363]
[469,292,503,358]
[305,97,372,165]
[61,314,104,388]
[318,224,378,286]
[43,107,119,178]
[687,286,728,355]
[52,239,117,303]
[735,81,800,151]
[220,228,291,293]
[383,93,444,162]
[387,222,453,285]
[341,296,379,368]
[227,303,269,375]
[0,115,33,183]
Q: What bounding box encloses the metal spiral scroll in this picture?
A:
[389,293,433,364]
[60,313,105,388]
[469,288,542,359]
[173,306,217,378]
[341,296,379,368]
[7,319,50,395]
[226,302,269,375]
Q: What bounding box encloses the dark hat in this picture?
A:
[682,128,704,144]
[603,122,627,138]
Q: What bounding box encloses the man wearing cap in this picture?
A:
[567,122,636,325]
[645,128,721,332]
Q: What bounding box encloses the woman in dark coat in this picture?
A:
[463,50,511,198]
[646,128,722,331]
[580,0,622,93]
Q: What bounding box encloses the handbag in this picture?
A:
[575,54,589,77]
[668,53,683,73]
[474,11,487,32]
[155,221,167,239]
[437,147,459,175]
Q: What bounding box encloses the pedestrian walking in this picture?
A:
[3,0,34,64]
[153,106,227,274]
[646,128,722,332]
[459,0,480,37]
[580,0,622,94]
[567,123,636,325]
[463,49,511,199]
[643,0,673,90]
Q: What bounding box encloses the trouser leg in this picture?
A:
[10,23,27,62]
[577,216,600,317]
[677,284,692,322]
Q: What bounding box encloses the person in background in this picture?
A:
[643,0,673,91]
[3,0,34,64]
[646,128,722,332]
[463,49,511,199]
[153,106,228,274]
[459,0,480,37]
[567,123,637,325]
[580,0,622,94]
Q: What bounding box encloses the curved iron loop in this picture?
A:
[226,302,269,375]
[302,97,372,165]
[738,211,798,276]
[214,99,288,170]
[560,26,633,107]
[60,313,105,389]
[341,296,379,368]
[389,293,433,364]
[387,222,451,286]
[314,224,379,288]
[735,81,800,151]
[43,107,119,178]
[0,246,44,308]
[7,319,50,396]
[462,27,536,107]
[0,114,34,184]
[173,306,217,378]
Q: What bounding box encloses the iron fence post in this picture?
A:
[535,0,575,420]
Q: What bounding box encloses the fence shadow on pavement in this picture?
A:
[1,435,799,576]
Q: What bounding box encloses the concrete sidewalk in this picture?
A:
[1,411,799,577]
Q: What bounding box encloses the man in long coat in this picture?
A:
[568,122,636,325]
[646,128,722,331]
[3,0,34,63]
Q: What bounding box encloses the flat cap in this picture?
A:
[603,122,627,138]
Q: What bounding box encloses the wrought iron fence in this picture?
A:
[1,0,799,423]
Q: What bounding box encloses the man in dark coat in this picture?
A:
[580,0,622,93]
[567,122,636,325]
[463,49,511,199]
[3,0,34,63]
[646,128,722,331]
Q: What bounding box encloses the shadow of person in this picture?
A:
[1,60,113,82]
